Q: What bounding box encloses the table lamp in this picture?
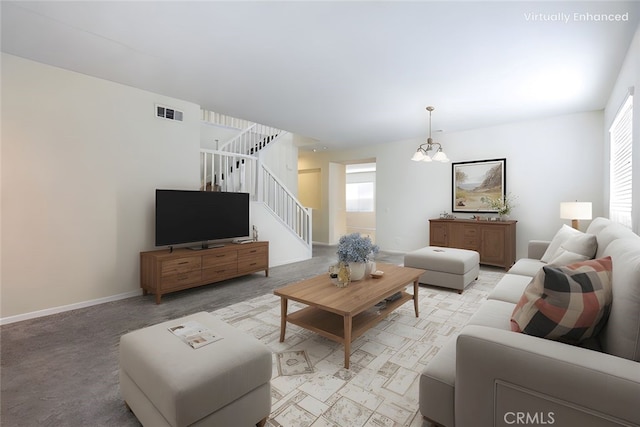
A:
[560,202,592,230]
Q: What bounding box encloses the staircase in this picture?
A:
[200,111,312,254]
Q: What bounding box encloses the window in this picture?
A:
[609,92,633,228]
[346,182,374,212]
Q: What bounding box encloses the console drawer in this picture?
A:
[238,244,268,258]
[161,256,201,276]
[203,252,238,268]
[202,263,238,282]
[160,271,202,290]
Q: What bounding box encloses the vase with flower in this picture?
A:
[336,233,379,281]
[481,192,517,221]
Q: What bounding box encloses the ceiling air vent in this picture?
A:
[156,104,183,122]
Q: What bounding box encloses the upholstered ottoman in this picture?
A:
[404,247,479,293]
[119,312,272,427]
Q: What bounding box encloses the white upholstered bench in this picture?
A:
[404,246,479,293]
[119,312,272,427]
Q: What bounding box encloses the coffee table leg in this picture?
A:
[413,279,419,317]
[279,297,288,342]
[343,314,352,369]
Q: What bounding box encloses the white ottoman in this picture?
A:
[119,312,272,427]
[404,246,479,293]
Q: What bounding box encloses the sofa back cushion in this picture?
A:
[585,217,612,236]
[599,238,640,361]
[593,221,639,259]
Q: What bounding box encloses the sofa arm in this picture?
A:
[455,325,640,427]
[527,240,550,260]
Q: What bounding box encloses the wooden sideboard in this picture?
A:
[140,241,269,303]
[429,219,516,270]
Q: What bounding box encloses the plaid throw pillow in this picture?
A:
[510,257,613,344]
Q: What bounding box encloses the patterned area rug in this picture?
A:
[277,350,315,376]
[210,268,504,427]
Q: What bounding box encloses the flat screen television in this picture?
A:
[155,190,250,248]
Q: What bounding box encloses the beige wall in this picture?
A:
[1,54,201,320]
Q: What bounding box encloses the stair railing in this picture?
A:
[201,110,254,130]
[257,163,312,247]
[219,123,285,156]
[200,149,312,249]
[200,150,258,195]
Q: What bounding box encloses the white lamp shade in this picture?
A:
[432,150,447,162]
[560,202,592,220]
[422,154,433,162]
[411,151,425,161]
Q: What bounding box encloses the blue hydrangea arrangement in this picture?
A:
[337,233,379,263]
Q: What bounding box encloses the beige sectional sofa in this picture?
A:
[419,217,640,427]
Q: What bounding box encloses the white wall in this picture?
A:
[259,132,299,197]
[251,202,312,266]
[604,24,639,233]
[298,111,604,259]
[1,54,201,320]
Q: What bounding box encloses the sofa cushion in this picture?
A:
[469,299,515,330]
[419,339,456,427]
[599,238,640,362]
[507,258,545,277]
[585,216,611,236]
[488,274,533,304]
[594,222,639,259]
[510,257,613,344]
[547,247,590,266]
[541,226,597,263]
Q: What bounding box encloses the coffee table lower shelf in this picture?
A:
[286,291,413,345]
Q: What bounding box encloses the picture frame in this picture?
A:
[452,158,506,213]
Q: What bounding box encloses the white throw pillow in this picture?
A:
[561,233,597,258]
[540,225,582,263]
[547,247,590,266]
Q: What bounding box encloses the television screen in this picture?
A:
[155,190,250,247]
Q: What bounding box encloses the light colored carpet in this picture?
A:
[211,268,504,427]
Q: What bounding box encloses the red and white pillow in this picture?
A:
[510,257,613,344]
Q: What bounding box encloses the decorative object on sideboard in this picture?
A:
[560,201,592,230]
[252,225,259,241]
[481,192,517,220]
[452,158,507,214]
[411,106,449,163]
[336,233,380,281]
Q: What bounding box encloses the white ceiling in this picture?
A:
[2,1,638,150]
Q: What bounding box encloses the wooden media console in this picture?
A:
[140,241,268,303]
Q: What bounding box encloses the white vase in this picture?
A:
[365,260,377,277]
[349,262,366,281]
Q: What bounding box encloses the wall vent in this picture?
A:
[156,104,183,122]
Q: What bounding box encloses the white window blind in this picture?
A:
[609,93,633,228]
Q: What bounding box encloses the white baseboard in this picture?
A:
[0,290,141,325]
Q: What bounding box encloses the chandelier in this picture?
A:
[411,106,449,163]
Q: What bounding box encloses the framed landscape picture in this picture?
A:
[452,158,506,213]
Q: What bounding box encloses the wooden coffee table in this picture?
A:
[274,263,425,368]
